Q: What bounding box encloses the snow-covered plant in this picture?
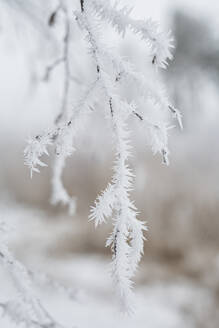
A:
[0,220,73,328]
[24,0,182,313]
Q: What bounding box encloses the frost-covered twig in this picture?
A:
[96,45,183,130]
[75,4,147,312]
[95,46,181,163]
[89,0,174,68]
[104,101,146,313]
[23,0,182,313]
[0,222,71,328]
[50,77,99,214]
[24,134,52,178]
[24,77,99,213]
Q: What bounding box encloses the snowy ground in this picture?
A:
[0,200,218,328]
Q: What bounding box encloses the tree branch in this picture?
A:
[80,0,84,12]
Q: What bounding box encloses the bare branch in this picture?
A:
[43,57,64,81]
[42,1,74,125]
[80,0,84,12]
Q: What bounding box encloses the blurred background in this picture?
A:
[0,0,219,327]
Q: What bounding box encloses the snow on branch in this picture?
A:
[24,133,52,178]
[76,7,180,166]
[23,0,182,314]
[90,183,116,227]
[95,45,183,130]
[89,0,174,68]
[75,6,147,312]
[0,221,69,328]
[24,77,99,213]
[105,102,147,313]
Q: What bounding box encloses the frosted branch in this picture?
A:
[23,0,182,314]
[77,7,146,312]
[24,133,52,178]
[0,222,70,328]
[89,0,174,68]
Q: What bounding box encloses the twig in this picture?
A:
[43,57,65,81]
[80,0,84,12]
[43,1,74,125]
